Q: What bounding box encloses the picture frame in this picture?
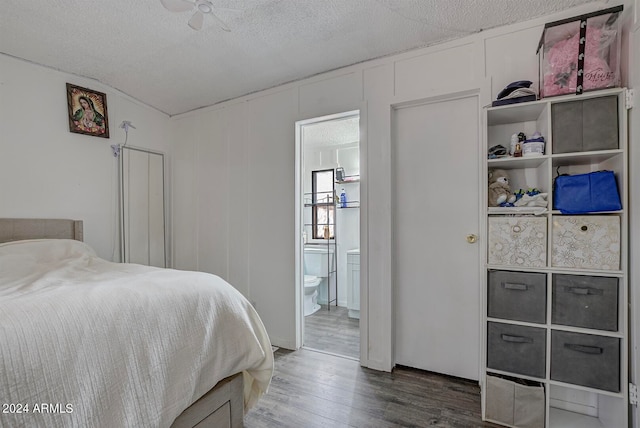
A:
[66,83,109,138]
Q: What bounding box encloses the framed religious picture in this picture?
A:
[66,83,110,138]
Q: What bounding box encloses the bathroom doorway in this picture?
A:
[295,111,361,359]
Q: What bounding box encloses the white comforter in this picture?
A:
[0,239,273,428]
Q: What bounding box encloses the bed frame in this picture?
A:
[0,218,244,428]
[171,374,243,428]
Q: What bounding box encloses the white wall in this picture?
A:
[171,1,635,372]
[0,54,172,261]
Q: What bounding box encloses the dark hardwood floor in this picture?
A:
[245,348,502,428]
[304,304,360,359]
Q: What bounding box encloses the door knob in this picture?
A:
[466,234,478,244]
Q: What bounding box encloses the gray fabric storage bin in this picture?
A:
[552,95,618,153]
[551,330,620,392]
[488,271,546,324]
[485,375,545,428]
[487,322,546,378]
[552,274,618,331]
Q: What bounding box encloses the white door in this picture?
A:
[393,95,480,380]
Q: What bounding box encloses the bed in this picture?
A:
[0,218,273,428]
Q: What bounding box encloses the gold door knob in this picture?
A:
[466,234,478,244]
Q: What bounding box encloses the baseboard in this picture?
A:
[269,336,297,351]
[362,358,393,372]
[549,387,598,418]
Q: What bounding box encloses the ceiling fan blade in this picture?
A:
[188,11,204,30]
[160,0,194,13]
[209,11,231,32]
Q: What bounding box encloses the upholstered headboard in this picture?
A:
[0,219,83,243]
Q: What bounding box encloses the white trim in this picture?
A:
[629,11,640,428]
[294,117,303,350]
[358,101,369,367]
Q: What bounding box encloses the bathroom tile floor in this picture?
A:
[245,348,501,428]
[303,304,359,359]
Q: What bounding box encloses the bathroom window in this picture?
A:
[312,169,335,239]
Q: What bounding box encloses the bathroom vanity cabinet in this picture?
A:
[481,88,630,428]
[347,249,360,319]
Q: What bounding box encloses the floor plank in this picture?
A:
[304,304,359,359]
[246,349,502,428]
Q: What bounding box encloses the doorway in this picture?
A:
[295,110,361,359]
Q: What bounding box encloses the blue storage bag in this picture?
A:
[554,170,621,214]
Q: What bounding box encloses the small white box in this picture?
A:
[488,217,547,267]
[552,215,620,270]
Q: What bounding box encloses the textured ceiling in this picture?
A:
[0,0,598,116]
[303,116,360,147]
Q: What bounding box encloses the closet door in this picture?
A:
[392,95,480,380]
[121,147,166,267]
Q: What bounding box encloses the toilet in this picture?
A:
[303,246,334,316]
[304,275,321,316]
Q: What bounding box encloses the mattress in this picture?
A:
[0,239,273,427]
